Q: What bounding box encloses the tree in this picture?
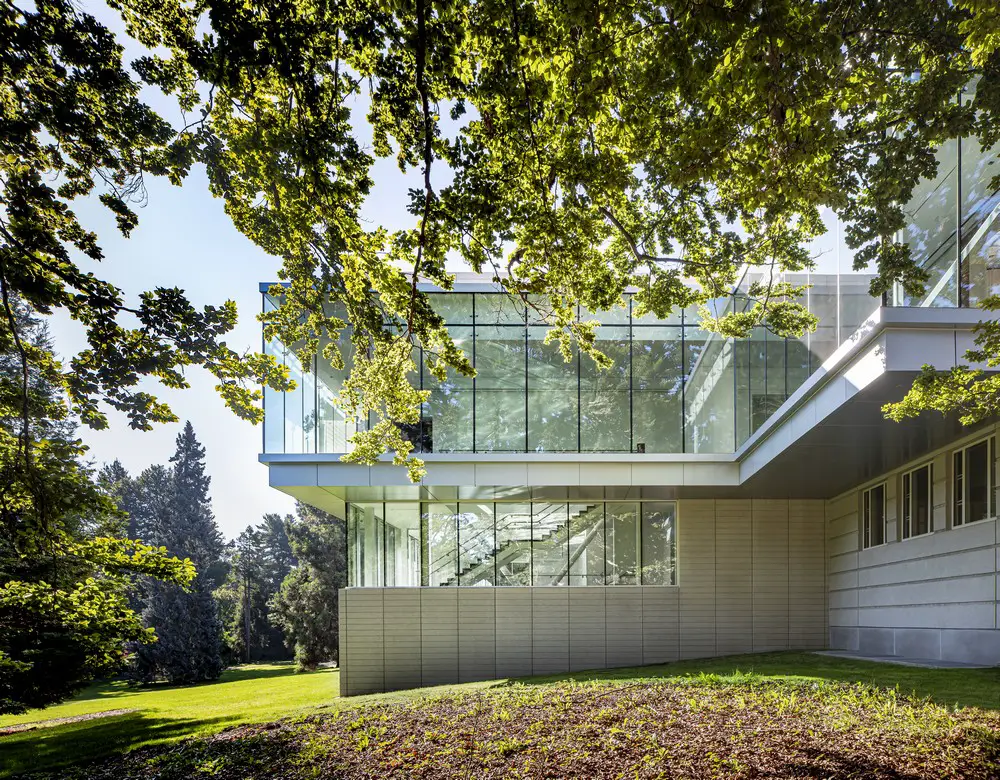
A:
[128,423,225,684]
[271,504,347,670]
[0,301,192,714]
[98,460,142,538]
[216,514,296,663]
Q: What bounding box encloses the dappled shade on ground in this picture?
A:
[0,664,338,777]
[24,676,1000,780]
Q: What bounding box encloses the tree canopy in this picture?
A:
[4,0,1000,483]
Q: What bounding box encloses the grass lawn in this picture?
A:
[3,652,1000,778]
[0,664,339,777]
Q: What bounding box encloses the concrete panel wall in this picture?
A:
[340,498,826,695]
[826,428,1000,664]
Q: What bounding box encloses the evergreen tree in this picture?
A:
[1,301,192,713]
[217,514,296,663]
[128,423,225,684]
[97,460,141,538]
[131,464,174,545]
[271,504,347,670]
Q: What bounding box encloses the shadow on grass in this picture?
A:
[505,651,1000,711]
[70,663,310,705]
[0,712,232,778]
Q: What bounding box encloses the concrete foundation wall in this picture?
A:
[827,427,1000,665]
[340,498,826,696]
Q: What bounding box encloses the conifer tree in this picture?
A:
[129,422,225,684]
[271,504,347,670]
[97,460,141,538]
[217,514,296,663]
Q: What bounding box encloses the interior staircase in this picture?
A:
[430,503,601,586]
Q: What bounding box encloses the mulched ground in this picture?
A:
[29,678,1000,779]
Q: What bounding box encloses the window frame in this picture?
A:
[952,435,997,527]
[901,463,933,540]
[862,482,887,550]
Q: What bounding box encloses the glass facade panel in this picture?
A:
[605,502,639,585]
[384,503,420,586]
[495,502,532,585]
[684,331,735,453]
[531,503,569,586]
[580,326,631,452]
[527,327,579,452]
[348,503,384,586]
[583,299,629,324]
[424,502,458,586]
[631,327,683,453]
[428,292,474,324]
[474,324,527,452]
[961,133,1000,307]
[568,503,605,586]
[348,501,677,588]
[895,139,960,307]
[640,502,676,585]
[458,502,495,586]
[315,327,361,453]
[476,294,526,325]
[422,326,474,452]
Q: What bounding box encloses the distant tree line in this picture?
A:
[100,427,347,683]
[1,297,346,714]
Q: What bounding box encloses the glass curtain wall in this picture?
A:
[264,271,885,455]
[346,501,676,587]
[893,86,1000,307]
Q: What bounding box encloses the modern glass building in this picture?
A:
[260,136,1000,695]
[263,274,877,459]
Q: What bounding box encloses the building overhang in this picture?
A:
[260,306,997,505]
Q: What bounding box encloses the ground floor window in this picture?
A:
[347,501,677,587]
[901,464,932,539]
[953,436,996,526]
[862,483,886,549]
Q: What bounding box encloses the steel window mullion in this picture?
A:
[628,298,634,453]
[472,294,477,454]
[681,311,686,453]
[603,502,608,586]
[577,309,582,452]
[524,316,529,453]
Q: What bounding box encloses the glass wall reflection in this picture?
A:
[346,501,677,587]
[892,94,1000,308]
[263,282,879,455]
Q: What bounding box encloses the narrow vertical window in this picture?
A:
[954,450,964,525]
[862,483,886,549]
[954,437,995,526]
[902,464,932,539]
